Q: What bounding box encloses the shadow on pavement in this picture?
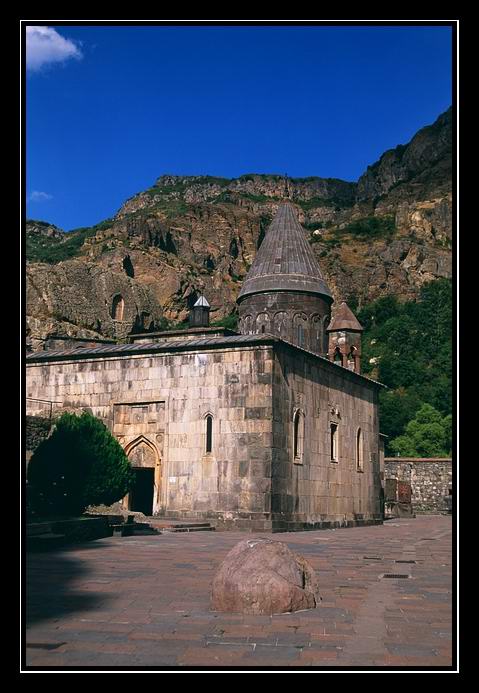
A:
[25,541,111,626]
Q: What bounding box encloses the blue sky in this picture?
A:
[25,23,453,231]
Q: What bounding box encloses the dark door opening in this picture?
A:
[130,468,154,516]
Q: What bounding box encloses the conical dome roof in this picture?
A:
[237,202,333,302]
[326,302,363,332]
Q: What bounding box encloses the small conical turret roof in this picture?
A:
[326,302,363,332]
[194,295,210,307]
[237,202,333,302]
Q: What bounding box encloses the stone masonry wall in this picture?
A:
[384,458,452,512]
[271,345,382,530]
[25,415,51,454]
[26,345,274,530]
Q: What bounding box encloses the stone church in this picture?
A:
[26,202,385,531]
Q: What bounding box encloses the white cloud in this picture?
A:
[26,26,82,72]
[28,190,53,202]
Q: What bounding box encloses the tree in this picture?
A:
[389,404,451,458]
[27,411,135,517]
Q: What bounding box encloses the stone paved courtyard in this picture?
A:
[24,516,454,670]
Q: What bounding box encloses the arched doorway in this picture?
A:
[124,437,161,516]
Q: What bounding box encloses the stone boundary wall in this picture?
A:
[25,415,52,455]
[384,458,452,513]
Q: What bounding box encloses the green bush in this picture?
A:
[27,411,135,517]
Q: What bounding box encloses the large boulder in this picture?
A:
[211,537,320,615]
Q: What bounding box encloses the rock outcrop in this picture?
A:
[211,538,320,615]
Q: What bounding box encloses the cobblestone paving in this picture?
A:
[24,516,454,670]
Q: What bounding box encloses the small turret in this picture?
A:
[326,302,363,374]
[189,295,210,328]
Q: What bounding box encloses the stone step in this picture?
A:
[110,518,216,535]
[146,520,213,528]
[161,525,216,533]
[111,523,160,537]
[144,518,216,533]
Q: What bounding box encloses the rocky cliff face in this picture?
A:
[356,108,452,202]
[26,107,452,349]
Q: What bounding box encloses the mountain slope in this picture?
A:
[26,107,452,350]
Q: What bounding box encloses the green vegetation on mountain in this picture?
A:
[211,313,239,330]
[339,214,396,238]
[26,220,114,264]
[358,278,452,454]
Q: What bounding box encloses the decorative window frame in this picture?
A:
[293,312,308,349]
[330,421,339,463]
[356,427,364,472]
[293,408,305,465]
[203,411,214,456]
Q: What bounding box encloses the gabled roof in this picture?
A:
[326,302,364,332]
[237,202,333,302]
[25,333,385,388]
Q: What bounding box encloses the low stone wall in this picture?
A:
[25,415,51,457]
[384,458,452,513]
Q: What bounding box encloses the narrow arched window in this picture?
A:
[205,415,213,454]
[293,410,304,463]
[347,346,357,372]
[333,347,342,366]
[311,315,322,353]
[297,324,304,347]
[356,428,364,471]
[112,294,125,321]
[330,422,338,462]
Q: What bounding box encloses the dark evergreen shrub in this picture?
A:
[27,411,135,517]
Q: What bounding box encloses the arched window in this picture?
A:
[256,313,270,335]
[242,315,253,334]
[330,422,339,462]
[293,410,305,463]
[297,324,304,347]
[356,428,364,471]
[112,294,125,321]
[347,346,357,372]
[333,347,342,366]
[311,315,322,353]
[293,313,307,349]
[273,311,288,338]
[205,414,213,454]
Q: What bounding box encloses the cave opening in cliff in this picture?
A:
[187,291,199,309]
[229,238,239,259]
[122,256,135,278]
[205,255,215,271]
[158,231,177,255]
